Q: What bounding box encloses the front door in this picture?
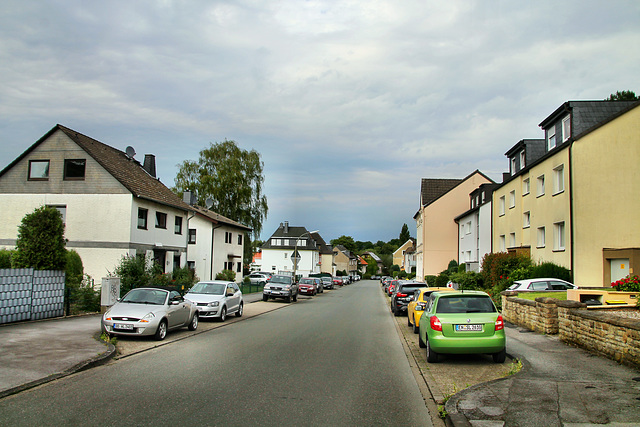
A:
[611,258,630,282]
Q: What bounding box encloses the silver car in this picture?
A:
[102,288,199,340]
[508,278,577,291]
[184,281,243,321]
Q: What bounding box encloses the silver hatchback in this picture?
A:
[184,281,243,321]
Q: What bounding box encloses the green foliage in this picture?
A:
[173,139,268,237]
[398,270,407,279]
[390,264,400,272]
[336,270,347,276]
[435,270,450,287]
[606,90,637,101]
[13,206,66,270]
[0,249,14,268]
[215,269,236,281]
[365,258,378,277]
[399,223,411,243]
[449,271,484,291]
[447,259,458,273]
[171,266,199,287]
[113,254,159,295]
[531,262,571,282]
[425,275,437,286]
[611,275,640,292]
[331,235,357,253]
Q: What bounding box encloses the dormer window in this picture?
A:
[562,115,571,142]
[64,159,86,180]
[28,160,50,180]
[520,150,526,168]
[510,157,517,175]
[547,125,556,150]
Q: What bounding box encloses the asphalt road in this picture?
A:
[0,281,433,426]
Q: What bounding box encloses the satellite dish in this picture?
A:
[205,198,214,209]
[125,146,136,158]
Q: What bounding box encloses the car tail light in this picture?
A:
[430,315,442,331]
[397,293,408,298]
[495,314,504,331]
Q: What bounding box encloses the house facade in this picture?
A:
[186,205,251,282]
[310,232,335,275]
[414,171,493,279]
[260,222,321,277]
[393,239,415,273]
[455,183,497,272]
[493,100,639,287]
[0,125,193,285]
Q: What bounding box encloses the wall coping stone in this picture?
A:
[506,296,536,307]
[568,308,640,331]
[557,300,586,309]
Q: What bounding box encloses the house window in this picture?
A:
[47,205,66,225]
[499,235,506,252]
[537,227,546,248]
[520,150,526,168]
[547,125,556,150]
[509,190,516,208]
[225,231,232,244]
[284,253,288,259]
[187,261,195,270]
[188,229,196,244]
[553,165,564,194]
[237,262,242,273]
[537,175,545,197]
[138,208,148,230]
[509,233,516,248]
[523,212,530,228]
[562,115,571,142]
[155,212,167,229]
[499,196,505,216]
[28,160,50,180]
[466,221,471,234]
[523,178,530,195]
[174,216,183,235]
[238,234,243,245]
[64,159,86,180]
[510,157,517,175]
[554,222,565,251]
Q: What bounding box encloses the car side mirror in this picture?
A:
[171,300,180,305]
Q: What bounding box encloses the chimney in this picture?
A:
[183,190,196,206]
[143,154,156,178]
[284,221,289,234]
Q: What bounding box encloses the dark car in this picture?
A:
[391,281,428,316]
[263,274,298,303]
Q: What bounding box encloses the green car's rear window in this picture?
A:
[436,296,496,313]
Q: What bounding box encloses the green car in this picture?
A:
[418,291,506,363]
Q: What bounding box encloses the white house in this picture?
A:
[0,124,195,286]
[260,222,321,277]
[186,204,251,282]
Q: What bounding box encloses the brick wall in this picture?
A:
[501,291,640,369]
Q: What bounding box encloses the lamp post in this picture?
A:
[293,229,319,281]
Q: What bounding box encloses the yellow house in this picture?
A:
[493,100,640,287]
[414,170,493,278]
[392,239,415,272]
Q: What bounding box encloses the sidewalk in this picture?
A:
[446,322,640,426]
[0,292,288,399]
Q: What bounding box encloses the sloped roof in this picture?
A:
[420,178,462,207]
[310,232,333,255]
[191,205,252,231]
[1,124,192,212]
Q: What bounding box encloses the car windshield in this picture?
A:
[436,296,496,313]
[188,282,225,295]
[299,279,313,284]
[122,289,167,305]
[270,276,291,284]
[399,285,427,293]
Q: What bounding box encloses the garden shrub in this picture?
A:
[215,269,236,281]
[531,262,572,282]
[0,249,13,268]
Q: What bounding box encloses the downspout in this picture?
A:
[569,140,575,281]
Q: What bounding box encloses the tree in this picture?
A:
[606,90,637,101]
[13,206,66,270]
[399,224,411,243]
[173,139,268,238]
[331,235,357,253]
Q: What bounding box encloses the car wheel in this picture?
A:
[219,306,227,322]
[418,333,426,348]
[154,320,168,341]
[493,348,506,363]
[407,315,412,327]
[235,302,243,317]
[262,294,268,302]
[426,340,439,363]
[188,313,198,331]
[293,293,297,302]
[286,294,292,303]
[259,281,265,286]
[412,317,419,334]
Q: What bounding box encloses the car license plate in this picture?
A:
[114,323,134,330]
[271,291,280,295]
[455,324,482,332]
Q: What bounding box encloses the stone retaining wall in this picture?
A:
[501,291,640,369]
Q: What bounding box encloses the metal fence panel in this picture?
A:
[0,268,65,324]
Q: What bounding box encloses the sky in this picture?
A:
[1,1,638,244]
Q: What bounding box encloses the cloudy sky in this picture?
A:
[1,1,638,243]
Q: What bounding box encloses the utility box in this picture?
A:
[101,277,121,312]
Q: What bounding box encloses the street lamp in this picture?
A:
[293,229,319,280]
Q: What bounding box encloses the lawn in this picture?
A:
[516,291,567,301]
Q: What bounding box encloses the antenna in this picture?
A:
[205,198,214,209]
[125,146,136,159]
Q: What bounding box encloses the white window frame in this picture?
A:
[509,190,516,209]
[562,115,571,142]
[537,175,545,197]
[509,232,516,248]
[537,227,545,248]
[523,178,530,196]
[499,196,505,216]
[499,235,506,252]
[554,222,565,251]
[523,211,530,228]
[553,165,565,195]
[547,125,556,150]
[520,150,526,169]
[511,157,517,175]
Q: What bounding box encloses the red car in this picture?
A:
[332,277,343,287]
[298,278,318,296]
[386,279,399,296]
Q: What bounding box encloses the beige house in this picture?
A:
[392,239,415,273]
[493,100,640,287]
[414,171,493,279]
[311,232,335,275]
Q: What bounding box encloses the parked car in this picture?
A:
[508,278,577,291]
[407,287,455,333]
[390,281,428,316]
[263,275,298,302]
[321,276,334,289]
[248,272,271,285]
[386,279,400,296]
[102,287,199,340]
[184,281,243,322]
[298,277,318,296]
[311,277,324,293]
[418,291,506,363]
[332,277,343,287]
